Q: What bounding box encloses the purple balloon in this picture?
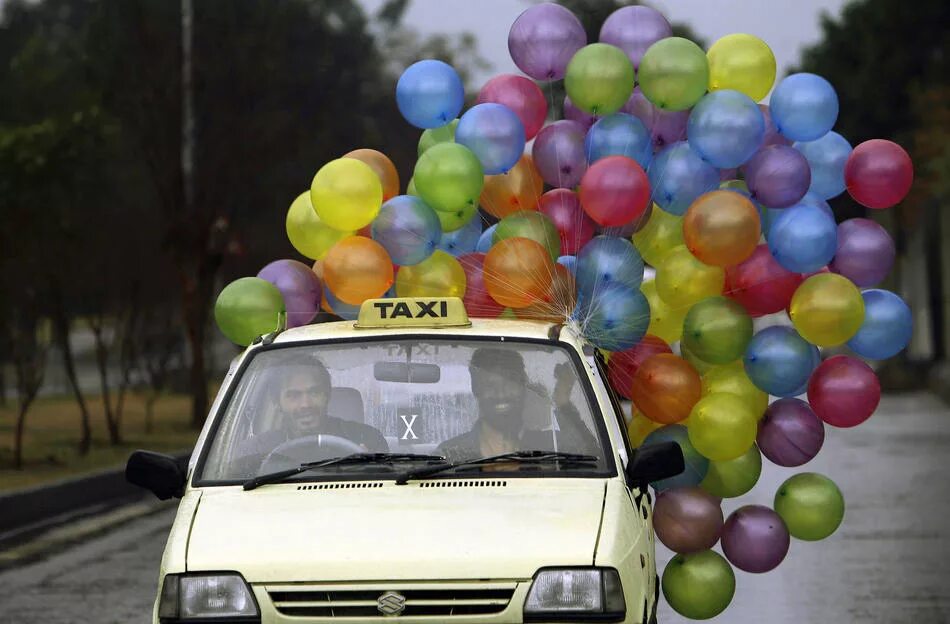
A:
[564,95,599,131]
[719,167,739,181]
[830,218,896,287]
[508,3,586,81]
[721,505,791,573]
[598,203,653,238]
[653,486,723,554]
[760,104,791,148]
[599,5,672,70]
[757,398,825,467]
[257,259,322,328]
[532,120,588,188]
[744,145,812,208]
[622,87,689,150]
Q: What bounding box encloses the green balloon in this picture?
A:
[701,443,762,498]
[565,43,635,115]
[662,550,735,620]
[418,119,458,156]
[214,277,285,347]
[414,142,484,214]
[680,341,716,375]
[682,296,753,365]
[774,473,845,541]
[407,176,419,197]
[436,202,478,233]
[638,37,709,111]
[493,211,561,261]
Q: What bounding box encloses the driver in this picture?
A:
[436,347,599,462]
[235,356,388,468]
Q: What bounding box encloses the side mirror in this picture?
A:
[126,450,187,500]
[626,442,684,490]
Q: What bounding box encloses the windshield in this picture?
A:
[196,338,612,483]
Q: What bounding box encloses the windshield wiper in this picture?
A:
[243,453,445,491]
[394,450,599,485]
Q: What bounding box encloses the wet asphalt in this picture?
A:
[1,392,948,623]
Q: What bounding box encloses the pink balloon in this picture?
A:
[538,189,596,256]
[845,139,914,209]
[458,253,504,318]
[579,156,651,227]
[808,355,881,428]
[623,87,689,150]
[532,120,588,189]
[477,74,548,141]
[724,245,804,317]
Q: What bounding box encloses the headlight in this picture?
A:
[524,568,625,622]
[159,573,260,621]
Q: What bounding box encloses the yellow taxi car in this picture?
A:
[127,297,684,624]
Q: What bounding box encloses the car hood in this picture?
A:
[187,479,607,582]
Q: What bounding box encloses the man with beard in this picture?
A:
[234,356,387,472]
[436,347,600,462]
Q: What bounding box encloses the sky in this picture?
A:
[359,0,853,90]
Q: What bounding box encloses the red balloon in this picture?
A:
[607,335,673,399]
[477,74,548,141]
[844,139,913,209]
[458,253,504,318]
[579,155,651,227]
[724,245,804,317]
[808,355,881,428]
[538,189,596,256]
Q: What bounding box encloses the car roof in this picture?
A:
[271,318,573,345]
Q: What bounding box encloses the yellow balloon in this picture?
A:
[627,407,663,447]
[396,250,467,298]
[702,361,768,418]
[789,273,865,346]
[632,205,684,267]
[286,191,354,260]
[310,158,383,231]
[688,393,759,461]
[641,280,686,344]
[707,33,777,102]
[656,245,725,308]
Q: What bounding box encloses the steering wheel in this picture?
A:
[259,434,365,474]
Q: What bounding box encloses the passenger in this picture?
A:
[235,356,387,471]
[436,347,599,462]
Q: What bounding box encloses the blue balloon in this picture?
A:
[767,200,837,273]
[648,141,720,215]
[557,254,577,276]
[744,326,820,397]
[770,73,839,142]
[642,425,709,492]
[794,131,853,200]
[847,289,913,360]
[575,236,645,302]
[396,60,464,129]
[436,213,482,256]
[584,113,653,169]
[324,287,360,321]
[572,284,650,352]
[687,90,765,168]
[455,103,526,174]
[476,223,497,253]
[371,195,442,266]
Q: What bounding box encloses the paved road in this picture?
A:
[1,392,949,623]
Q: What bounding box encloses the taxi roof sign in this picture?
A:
[355,297,472,329]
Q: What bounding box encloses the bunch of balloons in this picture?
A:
[214,3,914,619]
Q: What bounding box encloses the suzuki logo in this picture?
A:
[377,591,406,616]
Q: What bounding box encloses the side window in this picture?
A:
[593,350,634,454]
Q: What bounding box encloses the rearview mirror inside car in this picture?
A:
[373,361,441,383]
[626,441,685,490]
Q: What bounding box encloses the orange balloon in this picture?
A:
[322,236,394,305]
[630,353,703,424]
[480,153,544,219]
[683,190,761,267]
[344,148,400,201]
[483,237,555,308]
[514,262,577,322]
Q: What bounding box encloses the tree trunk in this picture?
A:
[89,319,122,445]
[14,400,28,470]
[50,286,92,455]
